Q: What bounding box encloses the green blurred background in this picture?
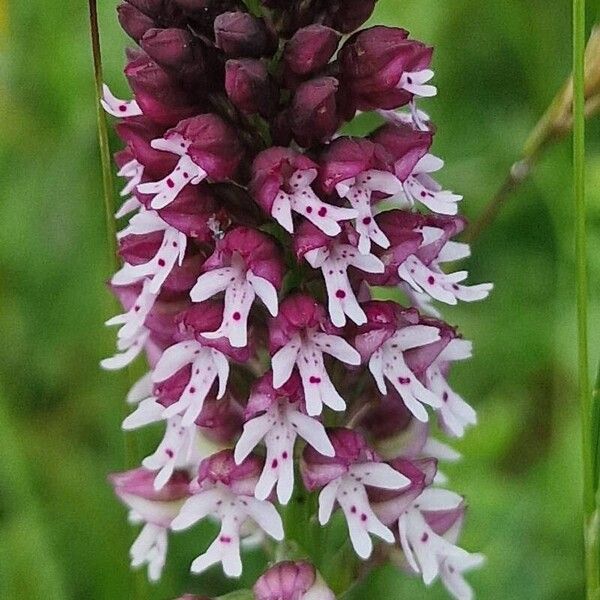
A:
[1,1,600,598]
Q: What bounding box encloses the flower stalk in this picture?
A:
[572,2,599,599]
[468,25,600,243]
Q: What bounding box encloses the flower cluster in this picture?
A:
[102,1,490,598]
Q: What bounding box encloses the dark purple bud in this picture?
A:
[225,59,277,117]
[125,54,199,125]
[141,28,195,69]
[156,186,216,241]
[290,77,341,147]
[370,122,433,182]
[339,26,433,111]
[284,25,340,76]
[126,0,164,18]
[326,0,378,34]
[117,3,155,43]
[214,11,276,58]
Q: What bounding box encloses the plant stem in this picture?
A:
[573,2,598,598]
[88,4,147,598]
[88,0,118,273]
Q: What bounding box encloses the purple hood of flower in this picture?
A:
[125,51,200,125]
[245,370,304,419]
[370,122,433,181]
[360,389,415,440]
[269,294,332,352]
[118,235,205,294]
[111,281,185,338]
[339,26,433,113]
[293,220,358,261]
[111,467,191,502]
[166,114,242,181]
[301,428,379,490]
[352,300,420,362]
[153,186,217,241]
[195,392,244,443]
[195,449,262,496]
[116,117,177,177]
[423,500,466,537]
[369,457,437,525]
[318,136,393,195]
[201,226,284,287]
[404,315,458,375]
[251,147,320,214]
[174,301,253,361]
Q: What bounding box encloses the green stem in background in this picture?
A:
[88,3,146,598]
[468,25,600,244]
[573,2,598,598]
[88,0,118,273]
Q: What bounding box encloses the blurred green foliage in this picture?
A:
[1,1,599,598]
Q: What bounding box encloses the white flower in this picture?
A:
[336,170,401,254]
[271,168,357,235]
[304,243,384,327]
[190,253,278,348]
[171,484,284,578]
[151,340,230,426]
[398,488,484,597]
[235,402,334,504]
[137,135,207,209]
[398,226,492,305]
[272,332,361,417]
[368,325,442,422]
[318,463,410,559]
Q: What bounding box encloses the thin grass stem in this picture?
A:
[573,1,598,597]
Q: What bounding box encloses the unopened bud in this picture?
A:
[284,25,340,76]
[141,28,195,69]
[225,58,276,116]
[290,76,340,147]
[214,11,276,58]
[117,2,155,42]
